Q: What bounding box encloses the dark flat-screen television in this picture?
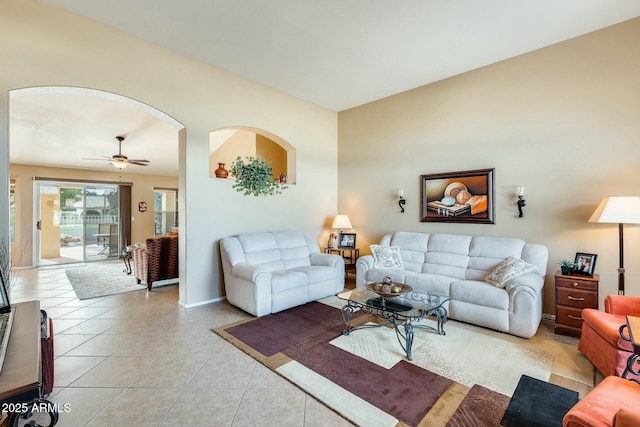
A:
[0,267,14,374]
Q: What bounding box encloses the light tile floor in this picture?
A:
[9,266,355,427]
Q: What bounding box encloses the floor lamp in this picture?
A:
[589,196,640,295]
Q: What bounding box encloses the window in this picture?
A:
[154,188,178,235]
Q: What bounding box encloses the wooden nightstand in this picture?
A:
[325,247,359,278]
[555,271,599,336]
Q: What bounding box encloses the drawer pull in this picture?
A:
[567,295,585,301]
[572,282,579,287]
[568,315,583,320]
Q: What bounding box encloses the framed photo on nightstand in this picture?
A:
[574,252,597,276]
[338,233,356,248]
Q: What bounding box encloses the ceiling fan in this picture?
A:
[83,136,150,169]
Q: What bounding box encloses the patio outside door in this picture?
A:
[36,181,119,266]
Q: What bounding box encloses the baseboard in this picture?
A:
[542,312,555,322]
[181,295,226,308]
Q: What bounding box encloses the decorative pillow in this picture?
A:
[485,257,537,288]
[370,245,404,269]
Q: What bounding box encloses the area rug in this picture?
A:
[65,261,146,300]
[214,302,515,426]
[329,318,553,397]
[500,375,579,427]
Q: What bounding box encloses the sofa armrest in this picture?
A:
[605,295,640,315]
[309,252,341,268]
[232,263,271,283]
[355,255,375,287]
[505,272,544,297]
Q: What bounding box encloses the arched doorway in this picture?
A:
[8,86,186,297]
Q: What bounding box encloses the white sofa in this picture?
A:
[356,231,548,338]
[220,231,345,317]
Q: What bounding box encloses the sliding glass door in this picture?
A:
[36,181,120,266]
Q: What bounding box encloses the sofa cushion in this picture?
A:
[388,232,429,272]
[290,265,335,284]
[370,245,404,268]
[450,280,509,310]
[485,257,537,288]
[365,268,407,285]
[270,271,307,294]
[422,234,471,280]
[404,272,451,296]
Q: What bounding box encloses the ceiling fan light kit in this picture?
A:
[83,135,150,169]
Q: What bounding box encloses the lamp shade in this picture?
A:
[589,196,640,224]
[331,214,352,230]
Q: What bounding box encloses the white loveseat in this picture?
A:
[220,231,345,317]
[356,232,548,338]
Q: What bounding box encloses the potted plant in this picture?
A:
[558,259,575,275]
[229,156,288,197]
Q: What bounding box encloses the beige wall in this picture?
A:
[10,163,179,267]
[1,0,338,307]
[338,18,640,316]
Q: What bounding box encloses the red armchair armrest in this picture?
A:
[605,295,640,316]
[613,408,640,427]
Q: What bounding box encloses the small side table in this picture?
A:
[325,247,359,278]
[620,315,640,383]
[121,246,133,275]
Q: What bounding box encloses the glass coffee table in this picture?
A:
[337,286,450,361]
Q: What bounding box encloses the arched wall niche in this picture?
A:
[209,126,296,184]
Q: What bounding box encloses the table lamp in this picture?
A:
[589,196,640,295]
[328,214,352,248]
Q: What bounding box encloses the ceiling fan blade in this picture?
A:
[81,156,112,161]
[128,161,149,166]
[127,159,149,163]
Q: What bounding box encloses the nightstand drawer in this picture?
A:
[556,276,598,292]
[556,306,586,329]
[556,287,598,309]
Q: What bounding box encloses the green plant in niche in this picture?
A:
[229,156,288,196]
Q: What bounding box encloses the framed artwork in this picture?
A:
[338,233,356,248]
[138,201,147,212]
[573,252,597,276]
[421,168,495,224]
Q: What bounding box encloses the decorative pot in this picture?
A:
[215,163,228,179]
[561,266,573,275]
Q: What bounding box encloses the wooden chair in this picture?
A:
[131,235,178,290]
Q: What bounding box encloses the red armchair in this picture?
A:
[563,376,640,427]
[578,295,640,380]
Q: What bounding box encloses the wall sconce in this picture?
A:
[516,186,526,218]
[398,188,406,213]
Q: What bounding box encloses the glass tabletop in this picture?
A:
[337,286,450,318]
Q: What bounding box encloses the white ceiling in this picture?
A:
[42,0,640,111]
[10,88,180,176]
[11,1,640,175]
